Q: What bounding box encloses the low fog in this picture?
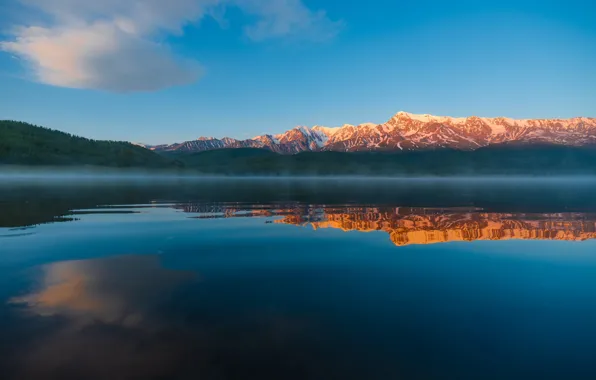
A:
[2,165,596,184]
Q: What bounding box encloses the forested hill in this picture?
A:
[0,121,181,168]
[175,145,596,175]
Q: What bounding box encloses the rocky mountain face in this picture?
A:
[148,112,596,154]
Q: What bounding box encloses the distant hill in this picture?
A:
[0,121,182,168]
[176,145,596,175]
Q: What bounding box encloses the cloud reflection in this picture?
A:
[7,255,318,380]
[12,255,194,326]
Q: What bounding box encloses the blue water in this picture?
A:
[2,179,596,379]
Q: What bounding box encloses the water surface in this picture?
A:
[2,179,596,379]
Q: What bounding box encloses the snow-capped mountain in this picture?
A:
[148,112,596,154]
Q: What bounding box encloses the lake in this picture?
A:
[2,178,596,379]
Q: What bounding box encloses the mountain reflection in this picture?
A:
[179,204,596,246]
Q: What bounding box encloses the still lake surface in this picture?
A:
[2,178,596,379]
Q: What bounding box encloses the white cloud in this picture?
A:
[1,0,342,92]
[2,22,203,92]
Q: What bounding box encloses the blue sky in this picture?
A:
[0,0,594,144]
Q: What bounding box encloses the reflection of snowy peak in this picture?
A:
[149,112,596,154]
[276,208,596,246]
[171,203,596,247]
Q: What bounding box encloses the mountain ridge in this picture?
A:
[146,112,596,154]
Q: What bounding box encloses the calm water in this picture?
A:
[2,178,596,379]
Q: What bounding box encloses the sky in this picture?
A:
[0,0,594,144]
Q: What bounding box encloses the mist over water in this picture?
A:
[5,165,596,182]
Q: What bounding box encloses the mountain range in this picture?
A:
[4,114,596,175]
[146,112,596,154]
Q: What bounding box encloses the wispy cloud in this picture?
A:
[239,0,343,42]
[0,0,342,92]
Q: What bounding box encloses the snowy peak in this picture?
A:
[150,112,596,154]
[390,111,596,132]
[312,125,341,137]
